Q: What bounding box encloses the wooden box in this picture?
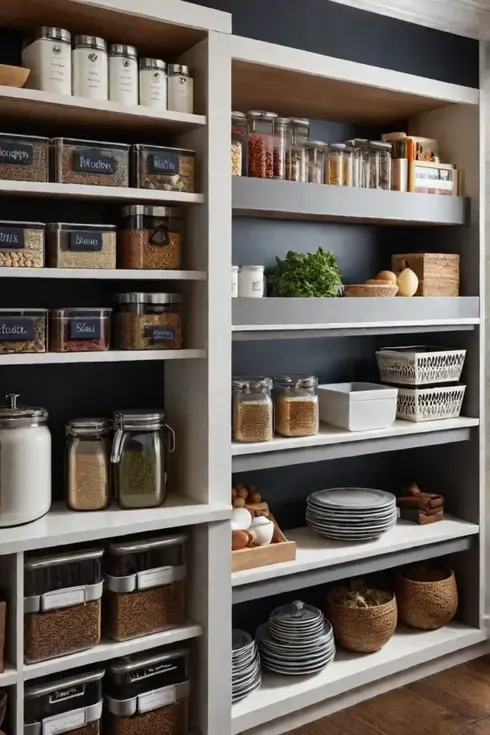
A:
[231,514,296,573]
[392,253,460,297]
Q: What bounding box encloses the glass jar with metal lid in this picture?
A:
[72,35,108,100]
[0,393,51,527]
[109,44,138,105]
[110,409,176,509]
[370,140,392,190]
[273,375,319,438]
[343,146,355,187]
[120,206,184,271]
[232,377,273,443]
[66,417,110,512]
[22,27,72,95]
[103,534,186,640]
[167,63,194,114]
[114,292,183,350]
[346,138,370,188]
[304,141,326,184]
[139,58,167,109]
[273,117,290,180]
[232,111,247,177]
[105,648,189,735]
[326,143,345,186]
[247,111,277,179]
[286,118,309,182]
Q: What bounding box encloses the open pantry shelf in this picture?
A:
[0,349,206,365]
[0,180,205,204]
[0,268,207,280]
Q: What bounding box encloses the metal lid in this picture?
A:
[271,600,323,624]
[114,292,182,305]
[345,138,369,147]
[0,394,48,429]
[139,57,166,71]
[247,110,278,120]
[108,533,186,555]
[329,143,346,151]
[29,27,71,44]
[66,417,109,436]
[74,35,107,51]
[168,63,190,75]
[290,118,309,127]
[121,205,182,218]
[112,409,167,431]
[232,376,272,391]
[46,223,116,232]
[25,548,104,571]
[274,375,318,389]
[232,111,246,120]
[0,220,44,228]
[275,117,290,126]
[51,136,131,150]
[51,307,112,318]
[304,140,326,149]
[110,648,188,675]
[109,43,137,58]
[369,140,392,151]
[239,265,264,271]
[25,669,105,698]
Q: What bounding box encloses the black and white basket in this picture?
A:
[396,384,466,422]
[376,346,466,386]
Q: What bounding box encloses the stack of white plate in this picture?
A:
[306,487,397,542]
[232,629,261,703]
[256,600,335,676]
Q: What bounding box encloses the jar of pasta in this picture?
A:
[274,375,319,438]
[304,141,325,184]
[232,377,273,443]
[326,143,345,186]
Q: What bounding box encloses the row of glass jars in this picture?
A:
[232,375,319,443]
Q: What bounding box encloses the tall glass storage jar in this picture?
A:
[304,141,325,184]
[346,139,370,188]
[232,377,273,443]
[274,375,319,437]
[377,141,392,190]
[66,417,110,511]
[287,118,309,182]
[120,206,184,270]
[110,409,176,509]
[247,110,277,179]
[273,117,290,180]
[232,111,247,176]
[326,143,345,186]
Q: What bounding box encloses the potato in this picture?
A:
[237,487,248,499]
[249,491,262,504]
[233,497,246,508]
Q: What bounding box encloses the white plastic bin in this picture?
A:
[318,382,398,432]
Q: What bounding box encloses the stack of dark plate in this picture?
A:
[232,629,261,702]
[256,600,335,676]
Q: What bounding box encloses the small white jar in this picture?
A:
[109,44,138,106]
[72,35,108,100]
[238,265,265,298]
[139,58,167,109]
[167,64,193,114]
[22,27,72,96]
[232,266,238,298]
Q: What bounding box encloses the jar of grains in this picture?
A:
[274,375,319,438]
[105,649,189,735]
[0,132,49,183]
[343,146,355,187]
[247,110,277,179]
[103,534,186,640]
[0,220,45,268]
[305,141,326,184]
[273,117,290,180]
[50,307,111,352]
[120,205,184,270]
[66,417,110,511]
[231,111,247,176]
[110,409,176,509]
[115,292,183,350]
[326,143,345,186]
[24,548,104,663]
[286,118,309,182]
[46,222,116,269]
[232,377,273,443]
[50,137,130,187]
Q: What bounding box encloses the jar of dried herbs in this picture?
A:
[120,206,184,270]
[114,292,183,350]
[66,418,110,511]
[232,377,273,443]
[110,409,176,509]
[46,223,116,269]
[274,375,319,438]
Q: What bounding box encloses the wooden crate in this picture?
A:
[392,253,460,297]
[231,514,297,573]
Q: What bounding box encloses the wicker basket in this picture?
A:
[344,284,398,298]
[396,384,466,422]
[392,253,460,297]
[376,346,466,386]
[326,590,397,653]
[396,565,458,630]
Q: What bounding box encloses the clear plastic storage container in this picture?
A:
[0,132,49,182]
[273,117,290,180]
[104,534,186,640]
[131,144,195,192]
[232,377,273,443]
[66,418,111,511]
[114,292,183,350]
[0,308,47,354]
[274,375,319,438]
[231,111,247,177]
[105,648,189,735]
[25,669,105,735]
[46,223,116,269]
[326,143,345,186]
[247,110,276,179]
[0,220,44,267]
[286,118,309,182]
[50,137,130,187]
[120,206,184,270]
[304,141,325,184]
[24,548,104,663]
[50,307,112,352]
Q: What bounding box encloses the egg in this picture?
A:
[231,507,253,531]
[250,516,274,545]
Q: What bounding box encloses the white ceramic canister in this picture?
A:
[139,58,167,109]
[232,266,238,298]
[238,265,265,298]
[167,63,194,114]
[22,27,72,95]
[0,394,51,527]
[109,44,138,106]
[72,35,108,100]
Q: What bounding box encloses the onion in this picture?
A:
[397,267,419,297]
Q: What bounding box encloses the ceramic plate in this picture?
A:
[308,488,396,510]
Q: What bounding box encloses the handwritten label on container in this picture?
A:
[0,142,34,165]
[69,230,103,252]
[49,685,85,704]
[0,227,25,249]
[43,708,87,735]
[145,325,175,343]
[138,685,176,714]
[129,662,177,684]
[149,152,179,174]
[0,318,35,341]
[69,318,101,341]
[74,149,116,174]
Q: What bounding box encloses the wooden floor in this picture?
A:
[289,656,490,734]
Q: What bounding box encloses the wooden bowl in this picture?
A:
[0,64,30,88]
[326,589,397,653]
[344,283,398,298]
[396,564,458,630]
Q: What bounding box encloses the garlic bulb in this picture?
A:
[397,267,419,297]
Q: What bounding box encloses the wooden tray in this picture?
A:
[231,513,296,573]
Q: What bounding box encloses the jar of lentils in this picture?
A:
[274,375,319,438]
[287,118,309,182]
[273,117,290,180]
[115,292,183,350]
[304,141,325,184]
[232,111,247,176]
[247,110,277,179]
[232,377,273,443]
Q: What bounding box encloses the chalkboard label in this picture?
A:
[49,684,85,704]
[0,227,25,249]
[69,318,101,340]
[0,318,35,341]
[0,142,33,165]
[74,149,116,174]
[69,230,103,252]
[129,662,177,683]
[146,325,175,343]
[149,152,179,174]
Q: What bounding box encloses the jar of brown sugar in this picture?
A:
[120,206,184,270]
[115,292,183,350]
[274,375,319,438]
[232,376,273,443]
[50,307,112,352]
[66,417,110,511]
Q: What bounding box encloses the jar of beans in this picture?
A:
[232,111,247,176]
[232,377,273,443]
[273,117,290,180]
[114,292,183,350]
[120,205,184,270]
[247,110,277,179]
[274,375,319,438]
[304,141,326,184]
[286,118,309,182]
[50,307,112,352]
[326,143,345,186]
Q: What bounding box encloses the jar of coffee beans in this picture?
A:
[50,307,111,352]
[114,292,183,350]
[120,206,184,270]
[274,375,319,438]
[232,377,273,443]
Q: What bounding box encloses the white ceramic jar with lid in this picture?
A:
[167,64,193,114]
[72,35,108,100]
[238,265,265,297]
[0,393,51,527]
[108,44,138,106]
[139,58,167,109]
[22,27,72,95]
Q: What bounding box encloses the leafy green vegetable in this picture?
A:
[272,248,343,298]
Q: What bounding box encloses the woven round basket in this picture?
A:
[396,565,458,630]
[326,590,397,653]
[344,283,398,298]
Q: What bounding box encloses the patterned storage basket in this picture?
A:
[376,346,466,386]
[396,384,466,422]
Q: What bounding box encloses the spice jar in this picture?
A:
[232,377,273,443]
[274,375,319,437]
[66,418,110,511]
[247,110,277,179]
[286,118,309,182]
[46,222,116,269]
[50,307,112,352]
[167,63,194,114]
[115,292,183,350]
[25,669,105,735]
[0,308,47,354]
[273,117,290,180]
[120,206,184,270]
[104,534,186,640]
[50,137,130,187]
[0,132,49,182]
[24,548,104,663]
[105,649,190,735]
[305,141,326,184]
[109,44,138,106]
[232,111,247,177]
[0,393,51,528]
[0,220,44,268]
[72,35,108,100]
[131,143,195,192]
[326,143,345,186]
[110,409,176,509]
[238,265,265,298]
[22,27,72,95]
[139,58,167,109]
